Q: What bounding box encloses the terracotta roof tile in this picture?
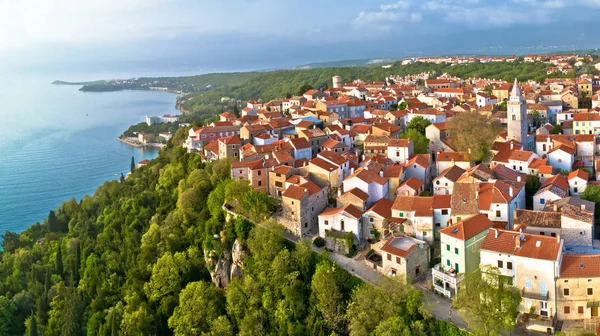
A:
[560,255,600,278]
[319,204,363,219]
[366,198,393,218]
[481,229,561,261]
[439,214,492,241]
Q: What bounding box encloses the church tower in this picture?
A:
[507,78,527,145]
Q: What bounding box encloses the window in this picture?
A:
[540,198,545,204]
[579,306,584,314]
[399,212,404,218]
[369,217,374,223]
[340,219,345,231]
[324,220,328,225]
[588,288,594,296]
[446,244,450,251]
[496,210,501,217]
[525,278,532,289]
[257,170,261,175]
[574,187,578,193]
[291,201,294,205]
[442,209,448,215]
[258,181,262,186]
[275,181,283,187]
[455,247,459,255]
[551,232,556,237]
[447,259,451,267]
[498,260,503,268]
[564,288,570,296]
[564,306,570,314]
[396,257,401,264]
[507,262,513,270]
[540,232,545,236]
[512,115,516,120]
[387,254,391,261]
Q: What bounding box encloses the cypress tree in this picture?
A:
[26,312,38,336]
[55,244,63,278]
[130,156,135,173]
[110,308,118,336]
[48,210,58,232]
[120,173,125,183]
[72,242,81,286]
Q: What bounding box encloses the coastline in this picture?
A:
[117,137,165,149]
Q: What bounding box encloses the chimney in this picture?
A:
[581,204,586,211]
[379,171,384,177]
[509,186,513,198]
[337,188,342,197]
[515,235,521,248]
[351,167,355,174]
[556,232,561,242]
[517,175,522,183]
[494,229,499,238]
[553,203,558,212]
[510,142,514,150]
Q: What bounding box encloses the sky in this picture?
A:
[1,0,600,75]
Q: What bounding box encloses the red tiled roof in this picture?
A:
[439,214,492,241]
[560,254,600,278]
[341,187,369,201]
[568,169,589,181]
[392,196,433,217]
[309,157,338,172]
[319,204,363,219]
[366,198,393,218]
[400,176,424,191]
[481,229,561,261]
[437,151,470,162]
[346,167,388,185]
[541,174,569,191]
[432,194,451,209]
[282,185,307,200]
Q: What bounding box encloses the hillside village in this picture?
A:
[161,54,600,334]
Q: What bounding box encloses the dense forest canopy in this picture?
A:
[0,129,467,335]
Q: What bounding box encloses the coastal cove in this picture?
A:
[0,74,181,236]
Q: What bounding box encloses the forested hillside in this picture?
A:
[0,129,467,335]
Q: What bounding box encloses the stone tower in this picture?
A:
[507,78,527,145]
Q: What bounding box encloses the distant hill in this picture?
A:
[290,58,399,70]
[52,80,107,86]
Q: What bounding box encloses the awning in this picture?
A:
[586,301,600,308]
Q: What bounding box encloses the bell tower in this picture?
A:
[507,78,527,145]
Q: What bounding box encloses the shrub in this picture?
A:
[313,237,326,248]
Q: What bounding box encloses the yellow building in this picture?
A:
[573,112,600,135]
[578,79,593,99]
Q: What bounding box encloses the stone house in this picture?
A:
[218,134,241,161]
[556,254,600,321]
[363,198,393,239]
[381,235,430,283]
[281,181,327,237]
[363,135,389,157]
[336,188,369,211]
[231,159,268,193]
[268,166,295,198]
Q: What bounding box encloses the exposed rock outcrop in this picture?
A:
[204,238,246,288]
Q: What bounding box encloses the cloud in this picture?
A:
[353,1,421,31]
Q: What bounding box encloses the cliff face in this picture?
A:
[205,238,246,288]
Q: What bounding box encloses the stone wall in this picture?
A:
[324,236,350,255]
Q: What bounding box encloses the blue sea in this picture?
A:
[0,71,190,236]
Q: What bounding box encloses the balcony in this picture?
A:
[522,287,549,301]
[432,263,464,298]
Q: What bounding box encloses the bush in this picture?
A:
[313,237,326,248]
